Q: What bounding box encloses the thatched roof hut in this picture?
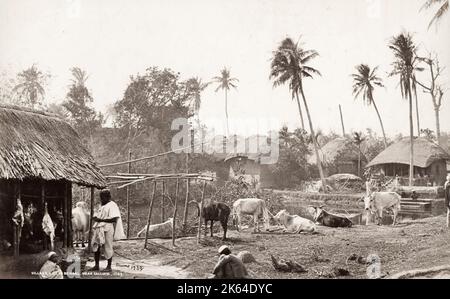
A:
[0,105,106,188]
[0,105,106,256]
[308,137,367,177]
[366,137,450,186]
[367,137,450,169]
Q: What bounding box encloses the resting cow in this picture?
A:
[136,217,173,239]
[71,201,90,247]
[309,206,353,228]
[273,210,316,233]
[363,192,401,225]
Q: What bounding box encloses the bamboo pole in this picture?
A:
[339,104,346,136]
[172,179,180,247]
[182,179,190,233]
[126,150,132,238]
[144,181,157,249]
[197,181,207,244]
[87,187,95,253]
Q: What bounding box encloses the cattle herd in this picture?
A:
[68,185,402,244]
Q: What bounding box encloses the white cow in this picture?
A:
[273,210,316,233]
[71,201,90,247]
[232,198,270,232]
[136,217,173,239]
[363,192,401,226]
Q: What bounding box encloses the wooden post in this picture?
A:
[63,181,68,249]
[41,181,47,250]
[67,182,73,248]
[144,180,157,249]
[126,149,132,238]
[182,179,190,233]
[172,179,180,246]
[13,183,21,258]
[161,181,165,222]
[197,181,207,244]
[87,187,95,252]
[339,104,346,137]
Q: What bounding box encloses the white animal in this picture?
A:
[363,192,401,226]
[136,217,173,239]
[71,201,90,247]
[273,209,316,233]
[232,198,270,232]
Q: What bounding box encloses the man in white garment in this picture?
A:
[39,251,63,279]
[89,189,125,272]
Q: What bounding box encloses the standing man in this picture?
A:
[89,189,125,272]
[445,174,450,228]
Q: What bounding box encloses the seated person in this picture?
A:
[39,251,64,279]
[211,245,250,279]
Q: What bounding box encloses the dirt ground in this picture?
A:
[1,214,449,279]
[110,214,450,279]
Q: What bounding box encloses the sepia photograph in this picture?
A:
[0,0,449,284]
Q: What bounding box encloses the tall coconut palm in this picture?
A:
[13,64,46,108]
[421,0,448,29]
[352,64,387,148]
[270,37,327,192]
[212,68,238,136]
[186,77,209,127]
[389,32,422,186]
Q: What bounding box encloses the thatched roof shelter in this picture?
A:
[308,137,366,165]
[0,105,106,188]
[367,137,450,168]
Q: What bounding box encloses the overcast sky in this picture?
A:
[0,0,449,137]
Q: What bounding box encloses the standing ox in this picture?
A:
[190,200,230,240]
[232,198,270,232]
[363,192,401,225]
[309,206,353,228]
[273,210,316,233]
[71,201,90,247]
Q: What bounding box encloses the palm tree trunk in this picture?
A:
[358,145,361,177]
[371,99,388,148]
[415,91,420,136]
[295,92,305,131]
[299,86,327,193]
[225,89,229,136]
[434,106,441,144]
[408,88,415,187]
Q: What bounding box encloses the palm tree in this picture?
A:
[270,37,327,192]
[353,132,366,178]
[13,64,46,108]
[212,68,238,136]
[71,67,88,86]
[421,0,448,29]
[351,64,387,148]
[186,77,210,127]
[389,32,421,186]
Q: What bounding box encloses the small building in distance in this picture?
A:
[366,137,450,186]
[308,137,367,177]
